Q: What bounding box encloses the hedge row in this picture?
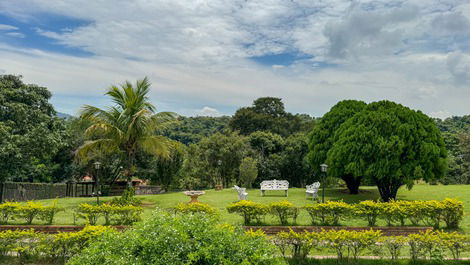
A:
[0,225,114,261]
[75,203,142,225]
[0,201,63,225]
[227,199,464,228]
[0,201,143,226]
[270,229,470,261]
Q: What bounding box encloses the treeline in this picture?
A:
[1,75,468,198]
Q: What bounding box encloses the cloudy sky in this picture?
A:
[0,0,469,118]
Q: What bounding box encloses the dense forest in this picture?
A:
[1,75,468,195]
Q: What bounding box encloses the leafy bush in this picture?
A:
[37,201,63,225]
[380,200,408,226]
[354,200,384,226]
[379,236,408,260]
[109,187,142,206]
[436,231,469,260]
[68,210,281,265]
[227,200,268,225]
[0,201,20,224]
[16,201,44,225]
[0,229,44,259]
[269,201,298,225]
[171,202,217,216]
[440,198,464,228]
[408,231,444,260]
[76,203,142,225]
[46,225,115,260]
[274,229,320,260]
[303,201,352,225]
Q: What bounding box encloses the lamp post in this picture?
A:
[320,163,328,203]
[216,159,222,190]
[94,161,102,205]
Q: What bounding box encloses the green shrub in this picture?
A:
[440,198,464,229]
[436,231,469,260]
[0,201,20,224]
[46,225,115,260]
[227,200,268,225]
[379,236,408,260]
[269,201,298,225]
[408,231,444,260]
[274,229,320,260]
[76,203,143,225]
[109,187,142,206]
[303,201,352,226]
[37,201,63,225]
[0,229,45,259]
[381,200,408,226]
[171,202,217,216]
[354,200,383,226]
[68,210,281,265]
[16,201,44,225]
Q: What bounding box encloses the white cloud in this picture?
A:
[197,107,222,117]
[430,110,453,120]
[0,24,18,31]
[4,32,24,38]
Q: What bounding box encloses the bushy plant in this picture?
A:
[381,200,408,226]
[379,236,408,260]
[171,202,217,216]
[0,229,44,259]
[274,229,320,260]
[269,201,298,225]
[37,201,63,225]
[76,204,101,225]
[227,200,268,225]
[112,205,143,225]
[16,201,44,225]
[68,210,281,265]
[109,187,142,206]
[354,200,384,226]
[436,231,469,260]
[440,198,464,228]
[0,201,20,224]
[46,225,115,260]
[303,201,352,225]
[408,231,444,260]
[76,203,142,225]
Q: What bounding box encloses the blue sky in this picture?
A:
[0,0,469,118]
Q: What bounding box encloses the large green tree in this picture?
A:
[307,100,367,194]
[327,101,447,201]
[76,77,176,183]
[0,75,67,182]
[230,97,314,137]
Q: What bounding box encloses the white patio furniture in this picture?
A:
[233,185,248,200]
[260,179,289,197]
[306,182,320,200]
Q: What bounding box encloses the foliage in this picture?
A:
[181,131,251,188]
[171,202,217,216]
[47,225,115,260]
[230,97,315,137]
[0,75,68,182]
[76,77,177,182]
[379,236,408,260]
[408,231,444,260]
[269,201,299,225]
[353,200,384,226]
[327,100,447,201]
[0,201,20,224]
[440,198,464,228]
[68,210,280,265]
[158,116,230,145]
[227,200,269,225]
[239,157,258,188]
[37,200,64,225]
[275,229,320,259]
[76,203,142,225]
[109,187,142,206]
[307,100,367,194]
[0,229,44,259]
[303,201,353,226]
[16,201,46,225]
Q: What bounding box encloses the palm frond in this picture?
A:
[75,139,120,164]
[137,135,173,159]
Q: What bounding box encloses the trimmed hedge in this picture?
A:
[0,201,63,225]
[227,199,464,228]
[274,229,470,261]
[76,203,142,225]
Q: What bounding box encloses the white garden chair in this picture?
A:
[233,185,248,200]
[306,182,320,200]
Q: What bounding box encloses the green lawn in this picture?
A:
[28,184,470,232]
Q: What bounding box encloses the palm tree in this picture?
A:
[76,77,177,184]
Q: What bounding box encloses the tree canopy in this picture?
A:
[0,75,67,182]
[326,100,447,201]
[307,100,367,193]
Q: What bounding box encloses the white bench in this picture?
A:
[233,185,248,200]
[306,182,320,200]
[260,179,289,197]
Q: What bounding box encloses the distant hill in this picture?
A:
[56,112,74,119]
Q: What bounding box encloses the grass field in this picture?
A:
[27,184,470,232]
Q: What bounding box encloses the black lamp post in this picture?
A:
[217,159,222,188]
[94,161,102,205]
[320,163,328,203]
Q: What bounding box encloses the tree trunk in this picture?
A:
[377,180,402,202]
[342,175,361,194]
